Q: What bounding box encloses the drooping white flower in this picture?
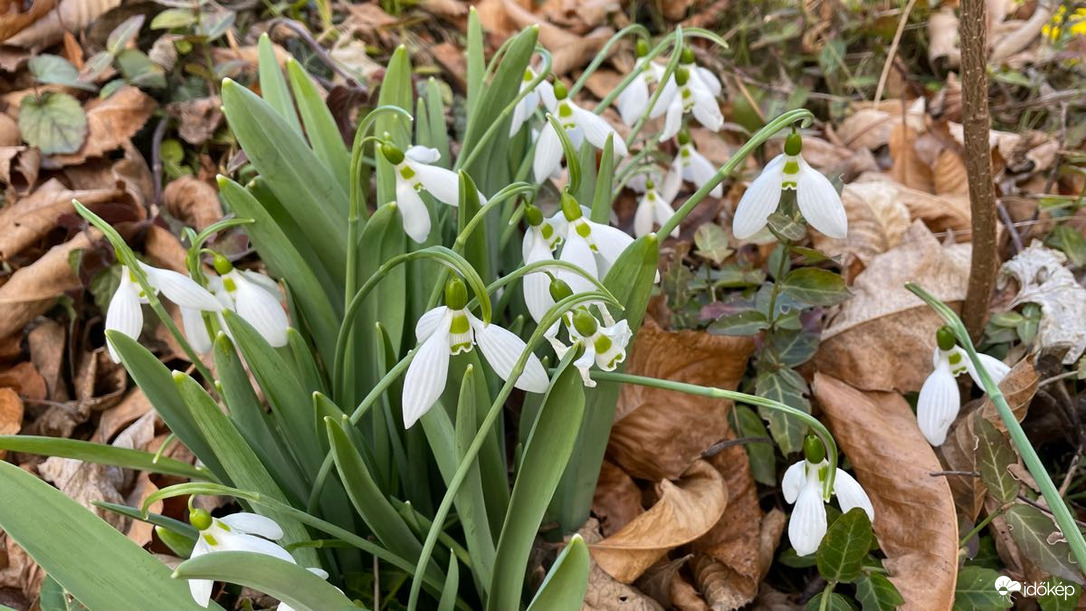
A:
[200,254,291,348]
[105,263,224,363]
[651,49,724,142]
[552,192,636,294]
[510,68,554,137]
[732,131,847,240]
[534,81,628,183]
[617,40,666,127]
[402,278,550,428]
[185,509,295,608]
[633,175,679,238]
[521,205,566,324]
[382,144,482,243]
[917,327,1011,446]
[665,130,722,199]
[548,307,631,387]
[782,437,874,556]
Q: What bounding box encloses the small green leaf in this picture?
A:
[19,92,87,154]
[816,508,874,583]
[0,435,206,480]
[527,535,591,610]
[173,551,353,610]
[732,405,776,486]
[953,566,1012,610]
[1004,505,1084,583]
[151,8,197,30]
[781,268,850,307]
[107,15,144,55]
[115,49,166,89]
[855,573,904,611]
[694,223,733,264]
[754,367,810,455]
[973,417,1019,505]
[764,328,820,367]
[708,310,768,336]
[1037,577,1082,610]
[28,55,96,91]
[805,591,858,611]
[438,554,459,611]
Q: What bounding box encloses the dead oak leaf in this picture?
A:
[163,176,223,232]
[0,177,122,258]
[812,374,958,611]
[0,388,23,459]
[811,181,912,274]
[49,86,155,166]
[0,230,95,340]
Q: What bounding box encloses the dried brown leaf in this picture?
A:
[0,388,23,459]
[890,123,935,193]
[927,7,960,68]
[497,0,613,75]
[0,0,56,43]
[0,178,121,258]
[581,519,665,611]
[49,86,155,166]
[593,460,643,537]
[591,461,727,583]
[0,145,40,194]
[933,149,969,196]
[811,181,911,269]
[812,374,958,610]
[0,362,47,402]
[816,222,971,392]
[27,319,66,401]
[97,389,153,444]
[835,100,924,151]
[166,97,222,146]
[3,0,120,48]
[1000,242,1086,364]
[0,113,20,147]
[163,176,223,232]
[0,230,94,340]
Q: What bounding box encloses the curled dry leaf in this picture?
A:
[1000,242,1086,364]
[0,388,24,459]
[811,181,911,273]
[0,230,95,340]
[611,321,754,480]
[166,97,223,146]
[1,113,22,146]
[590,460,727,584]
[49,86,156,166]
[816,222,971,392]
[0,145,41,194]
[0,362,47,403]
[494,0,613,76]
[27,319,67,401]
[96,389,153,444]
[933,149,969,196]
[939,359,1038,519]
[3,0,121,48]
[927,7,961,69]
[580,519,665,611]
[593,460,643,537]
[812,374,958,611]
[0,177,122,258]
[889,123,935,193]
[163,175,224,232]
[0,0,56,43]
[834,99,925,151]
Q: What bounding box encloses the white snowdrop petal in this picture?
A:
[533,122,564,183]
[617,79,649,127]
[412,162,465,208]
[695,66,723,96]
[796,159,847,239]
[219,513,284,540]
[573,344,598,387]
[472,317,549,393]
[573,107,628,158]
[218,532,296,564]
[415,306,449,342]
[789,479,828,556]
[510,96,532,137]
[691,87,724,131]
[234,274,290,348]
[404,145,441,164]
[659,99,683,143]
[663,159,683,202]
[524,268,554,324]
[649,79,676,118]
[189,578,214,608]
[396,178,432,244]
[105,275,144,363]
[141,264,224,312]
[538,80,557,111]
[590,222,635,274]
[781,461,806,504]
[732,155,787,239]
[557,234,599,295]
[687,148,723,198]
[964,351,1012,387]
[634,196,656,238]
[833,469,875,521]
[181,307,212,354]
[916,362,960,446]
[401,328,451,429]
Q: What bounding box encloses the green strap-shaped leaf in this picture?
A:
[815,508,874,583]
[488,356,586,610]
[173,551,353,611]
[465,8,484,119]
[589,135,615,224]
[257,34,302,134]
[0,435,206,480]
[0,460,210,609]
[375,46,413,207]
[438,553,459,611]
[287,58,350,190]
[527,535,590,611]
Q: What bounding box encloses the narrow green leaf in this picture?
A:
[173,552,353,611]
[780,268,851,307]
[457,170,490,282]
[527,534,591,611]
[816,508,874,583]
[95,501,197,539]
[454,365,495,591]
[465,8,485,119]
[754,367,810,454]
[287,58,350,189]
[0,435,206,480]
[461,26,538,164]
[257,34,302,133]
[953,566,1012,610]
[0,461,209,610]
[589,135,615,224]
[855,573,904,611]
[375,46,414,207]
[489,357,585,611]
[974,417,1020,505]
[438,554,459,611]
[156,525,196,557]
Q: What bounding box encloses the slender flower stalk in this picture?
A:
[651,48,724,141]
[616,39,666,126]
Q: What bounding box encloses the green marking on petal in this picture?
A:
[541,223,554,240]
[399,165,416,180]
[781,181,798,190]
[948,352,962,365]
[558,103,573,118]
[203,533,218,546]
[575,222,591,238]
[450,312,470,335]
[593,334,613,355]
[783,160,800,175]
[223,277,237,293]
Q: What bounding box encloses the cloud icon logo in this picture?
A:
[994,576,1022,597]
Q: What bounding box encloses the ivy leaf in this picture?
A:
[708,310,768,336]
[816,508,874,583]
[953,566,1012,610]
[754,366,809,454]
[855,573,904,611]
[781,268,851,307]
[732,405,776,486]
[107,15,145,55]
[693,223,733,264]
[973,417,1019,505]
[28,55,97,91]
[1037,577,1082,610]
[19,92,88,155]
[765,328,820,367]
[115,49,166,89]
[151,8,197,29]
[805,591,858,611]
[1004,505,1084,583]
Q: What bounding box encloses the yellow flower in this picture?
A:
[1043,5,1086,41]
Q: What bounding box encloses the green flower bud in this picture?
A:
[677,129,692,145]
[525,204,544,227]
[784,131,803,156]
[445,277,469,310]
[636,39,649,58]
[803,435,826,464]
[560,191,583,221]
[212,252,233,275]
[380,142,405,165]
[189,508,212,531]
[646,178,655,190]
[553,81,569,100]
[675,67,690,86]
[549,277,573,302]
[680,47,695,64]
[572,308,598,337]
[936,326,956,351]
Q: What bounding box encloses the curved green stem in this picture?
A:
[454,183,536,250]
[588,370,839,499]
[406,290,621,610]
[906,282,1086,570]
[569,24,651,97]
[655,108,815,237]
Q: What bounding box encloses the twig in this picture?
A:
[872,0,917,107]
[151,116,170,214]
[269,19,360,86]
[1017,493,1086,529]
[701,436,773,458]
[996,199,1024,254]
[1058,445,1083,497]
[960,0,999,342]
[930,470,980,478]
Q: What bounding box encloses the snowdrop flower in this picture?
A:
[382,143,481,244]
[783,436,874,556]
[534,81,628,182]
[651,48,724,142]
[732,131,847,240]
[521,204,566,324]
[665,130,723,199]
[186,508,295,608]
[510,68,554,137]
[106,262,224,363]
[549,307,631,387]
[197,254,291,349]
[617,39,666,127]
[553,192,636,294]
[917,327,1011,446]
[633,176,679,238]
[402,277,550,428]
